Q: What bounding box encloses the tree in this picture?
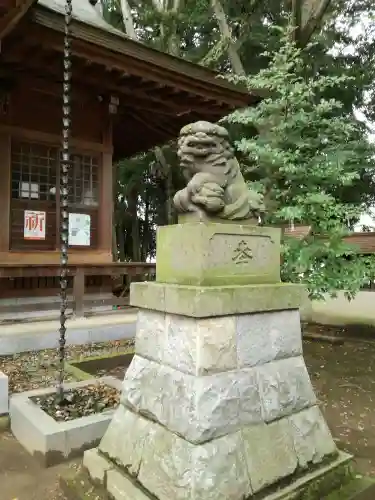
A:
[100,0,375,272]
[101,0,185,260]
[224,26,375,299]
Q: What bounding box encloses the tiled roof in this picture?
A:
[283,225,375,254]
[344,233,375,254]
[283,225,312,239]
[38,0,127,38]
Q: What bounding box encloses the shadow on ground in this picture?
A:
[304,331,375,476]
[0,431,78,500]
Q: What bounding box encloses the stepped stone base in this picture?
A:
[77,448,355,500]
[81,305,341,500]
[86,404,337,500]
[62,450,361,500]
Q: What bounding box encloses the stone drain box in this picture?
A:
[10,377,122,467]
[0,371,9,415]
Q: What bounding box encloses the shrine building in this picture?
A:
[0,0,259,313]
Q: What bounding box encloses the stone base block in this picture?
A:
[86,404,338,500]
[0,371,9,415]
[130,281,306,317]
[135,308,304,376]
[60,458,375,500]
[120,354,318,443]
[156,223,281,286]
[10,377,121,467]
[120,306,318,442]
[80,444,351,500]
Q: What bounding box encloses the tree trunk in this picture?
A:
[288,0,332,46]
[154,146,174,224]
[117,223,126,262]
[128,188,141,261]
[210,0,245,75]
[142,191,150,261]
[119,0,138,40]
[116,0,180,229]
[112,164,118,261]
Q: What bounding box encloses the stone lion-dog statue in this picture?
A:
[173,121,264,221]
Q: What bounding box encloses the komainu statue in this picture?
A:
[173,121,264,221]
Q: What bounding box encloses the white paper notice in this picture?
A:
[24,210,46,240]
[68,213,91,246]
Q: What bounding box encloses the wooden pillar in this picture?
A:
[0,131,10,253]
[73,267,85,317]
[98,110,113,255]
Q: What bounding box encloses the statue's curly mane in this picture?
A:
[174,121,264,221]
[177,129,236,182]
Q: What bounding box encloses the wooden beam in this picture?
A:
[72,268,85,317]
[0,261,156,278]
[99,112,113,253]
[65,55,229,111]
[33,7,257,102]
[3,26,238,111]
[127,109,177,141]
[24,24,253,107]
[0,124,112,154]
[3,51,228,116]
[0,0,37,40]
[0,132,10,252]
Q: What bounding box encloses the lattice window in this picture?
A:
[11,142,58,201]
[68,153,99,207]
[10,140,100,251]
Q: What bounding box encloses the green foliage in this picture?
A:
[223,27,375,299]
[101,0,375,303]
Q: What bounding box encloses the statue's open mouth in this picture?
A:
[186,136,217,150]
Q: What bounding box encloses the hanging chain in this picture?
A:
[57,0,72,402]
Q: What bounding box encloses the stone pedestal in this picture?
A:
[83,221,340,500]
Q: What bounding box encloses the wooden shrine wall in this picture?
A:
[0,79,113,266]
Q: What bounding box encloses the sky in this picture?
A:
[335,12,375,231]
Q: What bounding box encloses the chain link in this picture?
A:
[57,0,72,402]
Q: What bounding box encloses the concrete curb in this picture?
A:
[0,313,137,355]
[0,371,9,415]
[10,377,122,467]
[65,348,134,381]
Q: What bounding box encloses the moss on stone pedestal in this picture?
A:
[60,451,375,500]
[156,222,281,286]
[130,281,307,317]
[325,477,375,500]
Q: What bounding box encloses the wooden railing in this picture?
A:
[0,262,156,318]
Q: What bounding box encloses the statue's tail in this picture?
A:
[221,192,253,219]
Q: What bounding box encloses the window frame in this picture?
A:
[9,138,101,251]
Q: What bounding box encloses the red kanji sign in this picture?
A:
[24,210,46,240]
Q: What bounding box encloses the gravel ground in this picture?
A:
[35,382,120,421]
[304,330,375,476]
[0,338,134,394]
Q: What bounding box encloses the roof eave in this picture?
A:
[0,0,37,40]
[31,5,260,108]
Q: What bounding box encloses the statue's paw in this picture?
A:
[191,193,224,213]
